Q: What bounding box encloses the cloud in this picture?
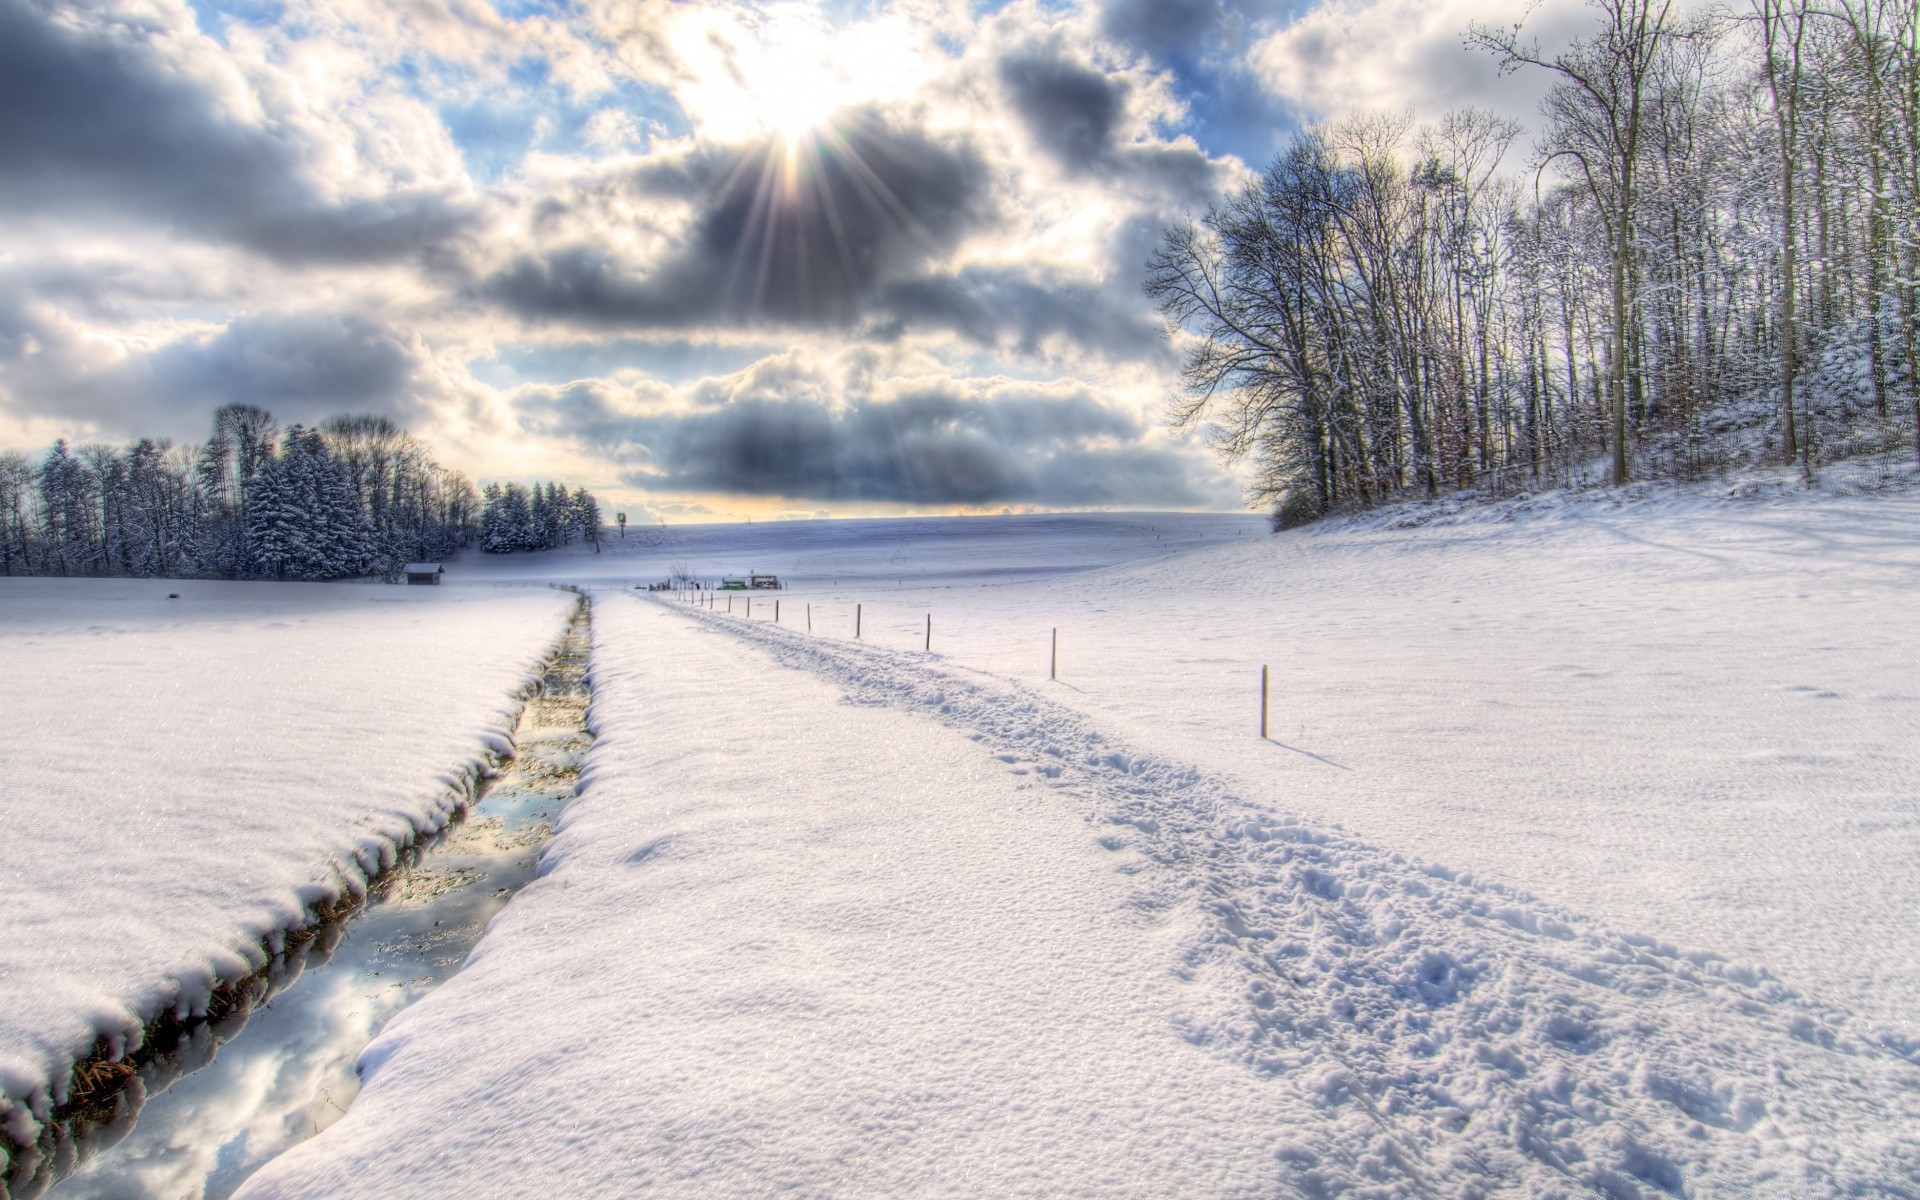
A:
[516,354,1230,508]
[993,41,1226,201]
[482,109,993,328]
[1251,0,1589,127]
[0,308,432,441]
[0,0,1263,515]
[1000,51,1129,172]
[1099,0,1238,53]
[871,267,1170,363]
[0,0,473,261]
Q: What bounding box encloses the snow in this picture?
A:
[11,488,1920,1194]
[454,510,1270,589]
[748,490,1920,1039]
[0,577,575,1148]
[234,594,1304,1199]
[233,488,1920,1196]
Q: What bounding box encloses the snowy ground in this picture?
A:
[454,510,1270,590]
[9,488,1920,1195]
[727,490,1920,1041]
[0,578,574,1151]
[235,594,1306,1199]
[234,487,1920,1196]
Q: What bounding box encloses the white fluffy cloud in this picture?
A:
[1251,0,1588,127]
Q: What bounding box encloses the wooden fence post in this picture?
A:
[856,604,862,639]
[925,613,931,650]
[775,599,780,624]
[1051,628,1057,681]
[807,603,812,632]
[1260,665,1269,739]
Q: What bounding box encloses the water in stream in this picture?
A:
[16,602,592,1200]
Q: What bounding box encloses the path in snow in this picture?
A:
[687,491,1920,1039]
[664,593,1920,1195]
[233,592,1304,1200]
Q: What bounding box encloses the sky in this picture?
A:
[0,0,1578,522]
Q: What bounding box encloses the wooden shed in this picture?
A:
[403,562,444,585]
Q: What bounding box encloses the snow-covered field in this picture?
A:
[457,509,1270,589]
[9,488,1920,1195]
[234,487,1920,1196]
[235,594,1306,1198]
[0,579,574,1151]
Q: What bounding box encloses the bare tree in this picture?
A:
[1473,0,1688,484]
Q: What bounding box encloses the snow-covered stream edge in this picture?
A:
[1,593,593,1200]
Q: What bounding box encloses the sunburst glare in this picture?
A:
[669,5,930,147]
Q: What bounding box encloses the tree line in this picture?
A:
[480,481,603,555]
[0,404,602,579]
[1149,0,1918,525]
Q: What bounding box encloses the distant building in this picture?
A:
[749,573,782,590]
[403,562,444,585]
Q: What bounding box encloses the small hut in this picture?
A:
[403,562,444,585]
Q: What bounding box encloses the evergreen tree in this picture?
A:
[37,441,97,576]
[572,487,602,553]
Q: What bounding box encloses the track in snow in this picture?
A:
[667,595,1920,1197]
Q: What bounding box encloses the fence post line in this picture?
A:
[1260,665,1269,739]
[1051,628,1057,681]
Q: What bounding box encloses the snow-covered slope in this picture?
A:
[648,489,1920,1039]
[0,578,574,1148]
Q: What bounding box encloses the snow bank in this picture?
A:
[233,594,1305,1199]
[0,578,574,1146]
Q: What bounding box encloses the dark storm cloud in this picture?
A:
[871,268,1171,364]
[533,381,1221,507]
[994,45,1228,201]
[999,52,1127,172]
[0,0,471,262]
[139,313,423,416]
[483,110,992,329]
[2,310,428,439]
[1099,0,1236,54]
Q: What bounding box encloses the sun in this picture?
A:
[749,24,844,147]
[669,5,929,146]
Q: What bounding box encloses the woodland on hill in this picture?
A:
[1150,0,1919,524]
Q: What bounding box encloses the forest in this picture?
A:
[0,404,601,580]
[1149,0,1919,524]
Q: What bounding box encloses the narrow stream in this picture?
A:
[13,600,592,1200]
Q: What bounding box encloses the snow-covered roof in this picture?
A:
[403,562,443,574]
